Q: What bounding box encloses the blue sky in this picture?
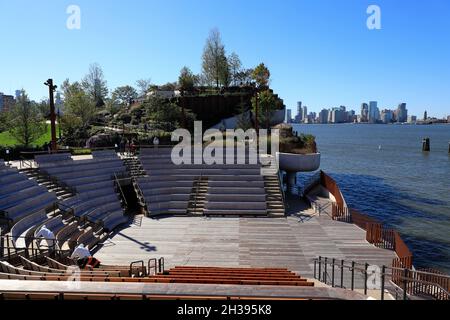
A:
[0,0,449,117]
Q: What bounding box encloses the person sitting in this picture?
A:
[35,225,56,252]
[70,244,101,270]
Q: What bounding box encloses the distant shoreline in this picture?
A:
[290,122,449,126]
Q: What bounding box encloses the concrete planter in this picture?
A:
[277,152,321,172]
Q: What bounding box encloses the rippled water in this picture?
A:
[292,123,450,273]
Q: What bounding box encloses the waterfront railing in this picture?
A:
[313,256,449,300]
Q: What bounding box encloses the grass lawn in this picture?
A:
[0,124,60,147]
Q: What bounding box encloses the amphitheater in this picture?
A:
[0,147,448,300]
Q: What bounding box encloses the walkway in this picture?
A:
[95,197,396,287]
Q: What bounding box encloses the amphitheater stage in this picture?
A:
[95,208,396,283]
[0,279,369,300]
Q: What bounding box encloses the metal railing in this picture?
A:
[1,234,71,264]
[114,172,129,209]
[277,170,287,211]
[313,256,449,300]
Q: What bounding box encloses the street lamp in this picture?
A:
[44,79,58,152]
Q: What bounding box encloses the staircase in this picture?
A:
[20,168,75,201]
[187,176,209,216]
[264,175,285,216]
[123,156,146,178]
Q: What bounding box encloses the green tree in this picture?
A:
[82,63,109,107]
[202,28,228,88]
[178,66,196,92]
[142,96,195,132]
[252,63,271,88]
[252,90,280,129]
[0,110,10,132]
[63,83,95,127]
[111,85,138,106]
[9,90,46,147]
[228,52,242,86]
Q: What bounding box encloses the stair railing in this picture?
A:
[114,172,129,209]
[277,170,287,211]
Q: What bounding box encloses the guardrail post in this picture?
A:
[364,263,369,295]
[331,258,335,287]
[403,268,408,300]
[313,259,317,279]
[318,256,322,282]
[340,259,344,288]
[351,261,355,291]
[6,234,11,261]
[381,265,386,300]
[324,257,328,284]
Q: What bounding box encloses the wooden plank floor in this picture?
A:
[95,199,396,289]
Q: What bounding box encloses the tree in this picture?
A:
[252,63,271,88]
[63,83,96,127]
[228,52,242,86]
[235,68,254,85]
[111,85,138,106]
[37,99,50,119]
[142,96,196,132]
[82,63,108,107]
[8,90,46,147]
[252,90,280,129]
[178,66,196,92]
[202,28,228,88]
[136,78,152,96]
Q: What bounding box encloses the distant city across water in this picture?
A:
[293,123,450,273]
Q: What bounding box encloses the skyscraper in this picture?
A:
[368,101,379,123]
[286,109,292,123]
[302,106,308,123]
[396,103,408,123]
[295,101,303,123]
[360,103,369,122]
[319,109,329,124]
[423,110,428,121]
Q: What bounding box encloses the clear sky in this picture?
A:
[0,0,449,117]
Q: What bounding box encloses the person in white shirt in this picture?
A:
[70,244,91,260]
[35,225,56,250]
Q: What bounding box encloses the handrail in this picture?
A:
[192,174,203,214]
[114,172,128,209]
[129,260,145,277]
[313,256,449,300]
[277,169,287,211]
[147,258,157,276]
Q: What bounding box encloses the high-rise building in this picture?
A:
[423,110,428,121]
[360,103,369,122]
[295,101,303,123]
[0,92,15,113]
[396,103,408,123]
[302,106,308,123]
[319,109,329,124]
[380,109,394,123]
[15,90,22,100]
[408,115,417,123]
[286,109,292,123]
[368,101,380,123]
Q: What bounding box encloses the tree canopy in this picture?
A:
[202,28,229,88]
[82,63,109,107]
[8,90,46,147]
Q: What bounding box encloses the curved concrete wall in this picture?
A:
[277,152,321,172]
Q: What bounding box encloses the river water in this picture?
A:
[292,123,450,273]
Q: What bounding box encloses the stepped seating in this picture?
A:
[137,147,270,217]
[1,192,57,225]
[10,210,48,249]
[0,263,314,287]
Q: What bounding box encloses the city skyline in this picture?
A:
[286,100,446,124]
[0,0,449,117]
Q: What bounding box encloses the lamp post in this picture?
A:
[44,79,58,152]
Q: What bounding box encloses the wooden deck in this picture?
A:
[95,198,396,287]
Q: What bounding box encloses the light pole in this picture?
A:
[44,79,58,152]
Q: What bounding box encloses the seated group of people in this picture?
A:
[35,225,101,270]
